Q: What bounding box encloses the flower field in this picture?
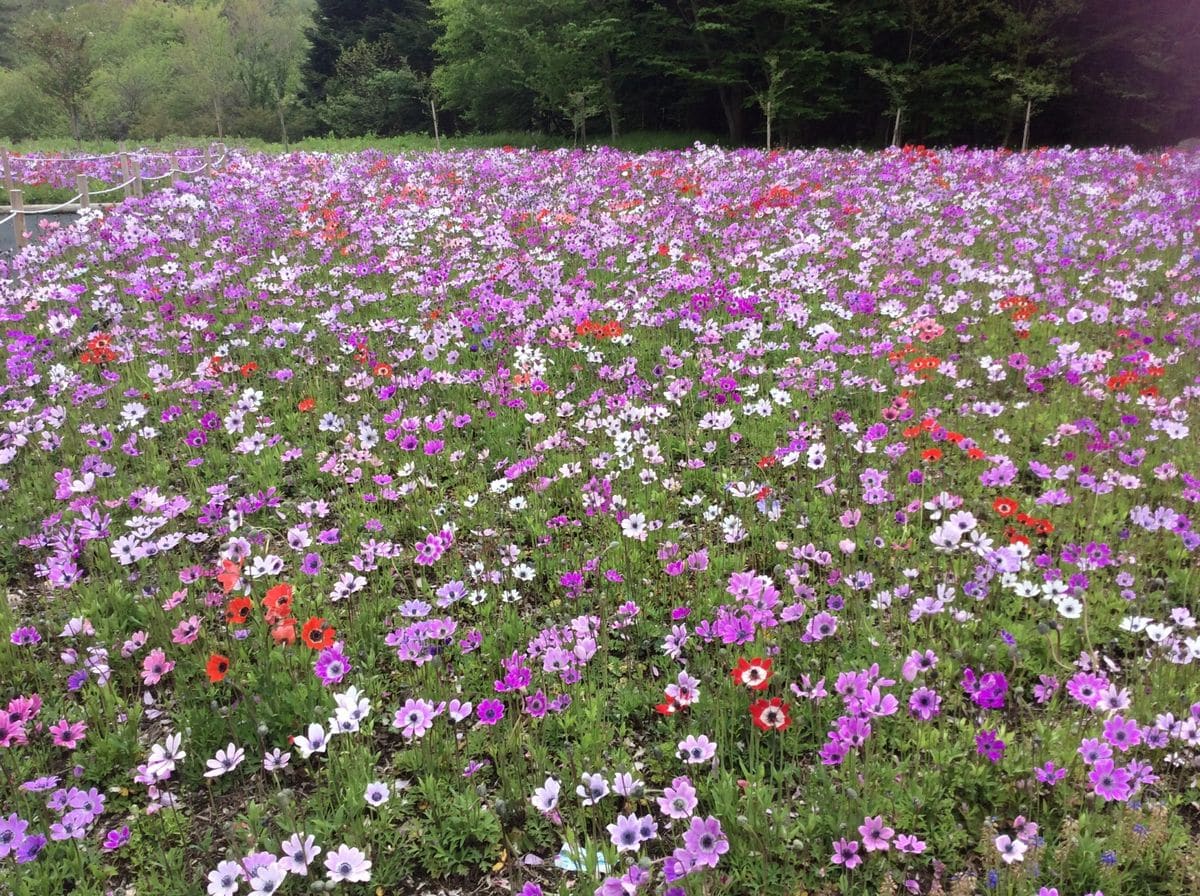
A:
[1,144,1199,896]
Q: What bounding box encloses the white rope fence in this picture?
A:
[2,143,229,250]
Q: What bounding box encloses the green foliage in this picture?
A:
[318,39,427,137]
[0,68,65,140]
[411,777,503,878]
[0,0,1196,146]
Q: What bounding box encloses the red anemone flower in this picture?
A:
[750,697,791,731]
[225,597,252,627]
[301,617,335,651]
[206,654,230,683]
[731,657,773,691]
[993,497,1019,517]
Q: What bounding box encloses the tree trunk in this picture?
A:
[891,106,902,147]
[430,96,441,149]
[602,52,620,140]
[1021,98,1031,152]
[717,86,744,143]
[765,99,772,150]
[214,98,225,139]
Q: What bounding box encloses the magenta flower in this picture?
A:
[102,826,130,851]
[140,648,174,686]
[1102,715,1142,752]
[0,814,30,859]
[830,837,862,869]
[908,687,941,720]
[49,719,87,749]
[314,644,351,687]
[975,728,1006,762]
[170,615,201,645]
[476,699,505,725]
[1088,758,1133,802]
[858,815,894,851]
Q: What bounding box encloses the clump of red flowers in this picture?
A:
[575,318,624,341]
[731,657,791,733]
[79,332,117,366]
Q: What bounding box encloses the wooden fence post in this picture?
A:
[10,188,25,249]
[1,148,12,194]
[171,151,182,185]
[131,157,144,198]
[204,146,213,176]
[120,153,132,199]
[77,174,90,210]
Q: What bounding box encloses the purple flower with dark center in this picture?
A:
[1089,758,1133,802]
[975,729,1006,762]
[682,815,728,868]
[657,775,697,819]
[50,809,90,841]
[909,687,941,720]
[15,833,47,864]
[476,699,504,725]
[301,552,322,575]
[102,826,130,851]
[0,814,29,858]
[858,815,894,851]
[20,776,60,793]
[313,644,351,687]
[607,813,643,852]
[523,690,547,718]
[10,627,40,646]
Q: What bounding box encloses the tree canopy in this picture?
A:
[0,0,1196,148]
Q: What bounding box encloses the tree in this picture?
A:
[227,0,312,146]
[88,0,182,139]
[22,8,97,143]
[318,39,426,135]
[304,0,431,102]
[1052,0,1200,146]
[986,0,1078,149]
[751,53,790,149]
[0,0,19,68]
[431,0,634,139]
[173,4,240,138]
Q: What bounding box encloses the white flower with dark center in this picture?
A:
[363,782,390,807]
[531,777,561,813]
[293,723,328,759]
[324,844,372,883]
[278,833,320,876]
[204,743,245,778]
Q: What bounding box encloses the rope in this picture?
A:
[0,212,16,226]
[34,194,86,214]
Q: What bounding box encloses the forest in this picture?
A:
[0,0,1197,149]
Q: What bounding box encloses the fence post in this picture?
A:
[120,153,132,199]
[1,148,12,194]
[171,151,182,185]
[77,174,90,210]
[131,157,144,198]
[10,188,25,249]
[204,146,213,176]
